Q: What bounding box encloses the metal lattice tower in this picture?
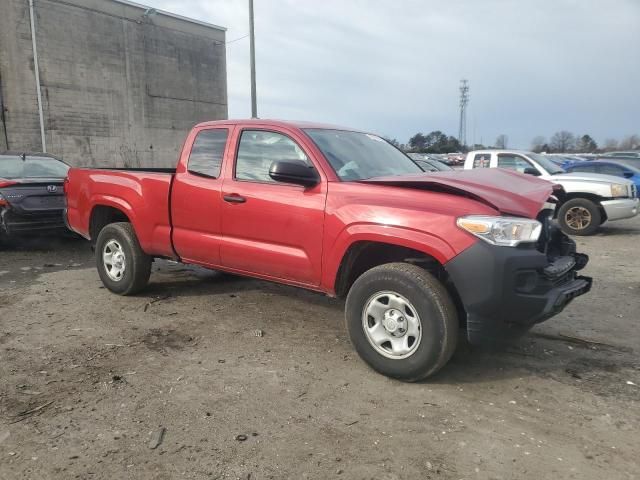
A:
[458,79,469,147]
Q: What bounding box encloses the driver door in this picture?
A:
[219,128,326,286]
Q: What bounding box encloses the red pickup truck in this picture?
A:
[65,119,591,381]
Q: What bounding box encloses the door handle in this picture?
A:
[223,194,246,204]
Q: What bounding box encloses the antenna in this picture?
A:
[458,79,469,147]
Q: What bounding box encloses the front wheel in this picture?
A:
[345,263,458,382]
[95,222,152,295]
[557,198,601,236]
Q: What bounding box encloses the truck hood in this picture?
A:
[359,169,558,218]
[548,171,632,185]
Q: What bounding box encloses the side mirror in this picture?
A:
[623,171,634,179]
[523,167,540,176]
[269,161,320,187]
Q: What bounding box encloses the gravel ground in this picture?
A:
[1,218,639,480]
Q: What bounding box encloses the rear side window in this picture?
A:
[235,130,310,183]
[598,164,623,177]
[187,129,228,178]
[473,154,491,168]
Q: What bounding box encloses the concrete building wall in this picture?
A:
[0,0,227,167]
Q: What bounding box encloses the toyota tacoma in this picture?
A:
[64,120,592,381]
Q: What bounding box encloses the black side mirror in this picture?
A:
[269,161,320,187]
[623,171,634,178]
[523,167,540,176]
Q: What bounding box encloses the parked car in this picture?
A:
[601,151,640,159]
[545,154,584,170]
[564,160,640,190]
[0,152,70,245]
[65,120,592,381]
[464,150,638,236]
[407,153,453,172]
[446,152,465,165]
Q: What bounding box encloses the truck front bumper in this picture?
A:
[601,197,639,222]
[444,236,591,345]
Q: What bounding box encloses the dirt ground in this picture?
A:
[1,218,639,480]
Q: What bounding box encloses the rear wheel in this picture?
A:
[557,198,601,236]
[345,263,458,382]
[95,222,151,295]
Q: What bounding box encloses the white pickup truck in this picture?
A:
[464,150,639,235]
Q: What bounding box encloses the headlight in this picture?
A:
[610,184,627,198]
[457,215,542,247]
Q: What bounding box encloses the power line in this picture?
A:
[225,34,249,44]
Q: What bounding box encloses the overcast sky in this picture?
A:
[150,0,639,149]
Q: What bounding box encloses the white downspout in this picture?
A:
[28,0,47,152]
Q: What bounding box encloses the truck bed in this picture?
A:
[65,167,176,258]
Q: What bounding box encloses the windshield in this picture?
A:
[0,156,70,179]
[304,129,423,180]
[528,153,565,174]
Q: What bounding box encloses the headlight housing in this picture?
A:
[610,184,628,198]
[457,215,542,247]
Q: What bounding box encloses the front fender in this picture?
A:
[321,222,474,294]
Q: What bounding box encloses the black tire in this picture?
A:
[95,222,152,295]
[557,198,601,236]
[345,262,458,382]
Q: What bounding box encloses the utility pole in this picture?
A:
[458,79,469,148]
[249,0,257,118]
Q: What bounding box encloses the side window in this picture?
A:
[598,164,623,177]
[187,129,229,178]
[569,164,596,173]
[236,130,310,183]
[473,154,491,168]
[497,154,533,173]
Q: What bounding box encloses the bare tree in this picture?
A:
[603,138,619,151]
[549,131,575,153]
[495,134,508,149]
[619,134,640,150]
[531,136,547,153]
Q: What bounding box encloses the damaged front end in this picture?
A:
[444,200,592,346]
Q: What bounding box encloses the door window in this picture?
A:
[187,129,229,178]
[568,164,596,173]
[235,130,310,183]
[497,154,534,173]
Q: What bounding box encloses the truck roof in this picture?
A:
[194,118,361,132]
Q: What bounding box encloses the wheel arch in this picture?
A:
[89,204,133,243]
[333,240,441,296]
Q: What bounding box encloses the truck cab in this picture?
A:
[465,150,639,235]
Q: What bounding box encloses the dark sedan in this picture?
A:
[0,152,70,244]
